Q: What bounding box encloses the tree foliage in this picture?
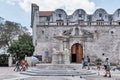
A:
[0,54,9,66]
[7,33,34,60]
[0,17,26,48]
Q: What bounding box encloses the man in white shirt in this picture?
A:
[104,58,111,77]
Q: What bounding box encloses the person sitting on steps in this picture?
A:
[104,58,111,77]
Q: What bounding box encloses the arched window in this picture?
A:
[99,13,102,17]
[58,14,62,18]
[79,14,82,17]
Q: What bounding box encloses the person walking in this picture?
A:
[82,58,86,69]
[104,58,111,77]
[14,60,20,72]
[87,56,90,70]
[20,60,27,71]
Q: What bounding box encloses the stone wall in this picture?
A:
[34,25,120,64]
[31,4,120,64]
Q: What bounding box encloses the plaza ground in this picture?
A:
[0,66,120,80]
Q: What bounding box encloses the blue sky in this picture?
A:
[91,0,120,13]
[0,0,120,30]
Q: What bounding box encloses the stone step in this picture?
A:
[21,69,96,76]
[36,64,82,70]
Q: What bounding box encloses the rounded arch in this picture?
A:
[73,9,86,14]
[113,8,120,21]
[94,8,108,14]
[53,9,67,21]
[71,9,87,21]
[71,43,83,63]
[55,9,67,15]
[113,8,120,14]
[92,8,108,21]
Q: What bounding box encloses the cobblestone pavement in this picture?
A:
[85,76,120,80]
[0,66,120,80]
[83,68,120,80]
[0,67,17,80]
[0,67,30,80]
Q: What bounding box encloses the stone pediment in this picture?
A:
[62,28,94,42]
[62,28,93,37]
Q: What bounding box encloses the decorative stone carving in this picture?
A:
[62,28,73,36]
[52,48,70,64]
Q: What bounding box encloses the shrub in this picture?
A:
[0,54,9,66]
[95,58,102,65]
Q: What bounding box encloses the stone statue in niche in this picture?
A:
[75,27,79,36]
[52,48,59,64]
[52,48,59,55]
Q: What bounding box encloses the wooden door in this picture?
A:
[71,43,83,63]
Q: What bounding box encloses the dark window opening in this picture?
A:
[102,53,105,56]
[110,22,112,25]
[99,13,102,17]
[62,23,63,25]
[95,30,97,33]
[42,30,44,34]
[111,31,114,34]
[118,22,120,25]
[96,20,104,25]
[56,20,64,26]
[67,20,69,26]
[58,14,62,18]
[79,14,82,17]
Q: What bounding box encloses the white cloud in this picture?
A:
[5,0,21,5]
[5,0,96,14]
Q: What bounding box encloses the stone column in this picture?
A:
[52,54,58,64]
[64,48,70,64]
[59,41,63,52]
[8,54,12,67]
[52,48,59,64]
[63,41,66,50]
[58,52,64,64]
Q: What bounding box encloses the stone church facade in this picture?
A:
[31,4,120,64]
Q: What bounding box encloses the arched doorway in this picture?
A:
[71,43,83,63]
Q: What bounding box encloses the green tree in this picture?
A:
[7,33,34,60]
[0,20,22,48]
[0,17,5,48]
